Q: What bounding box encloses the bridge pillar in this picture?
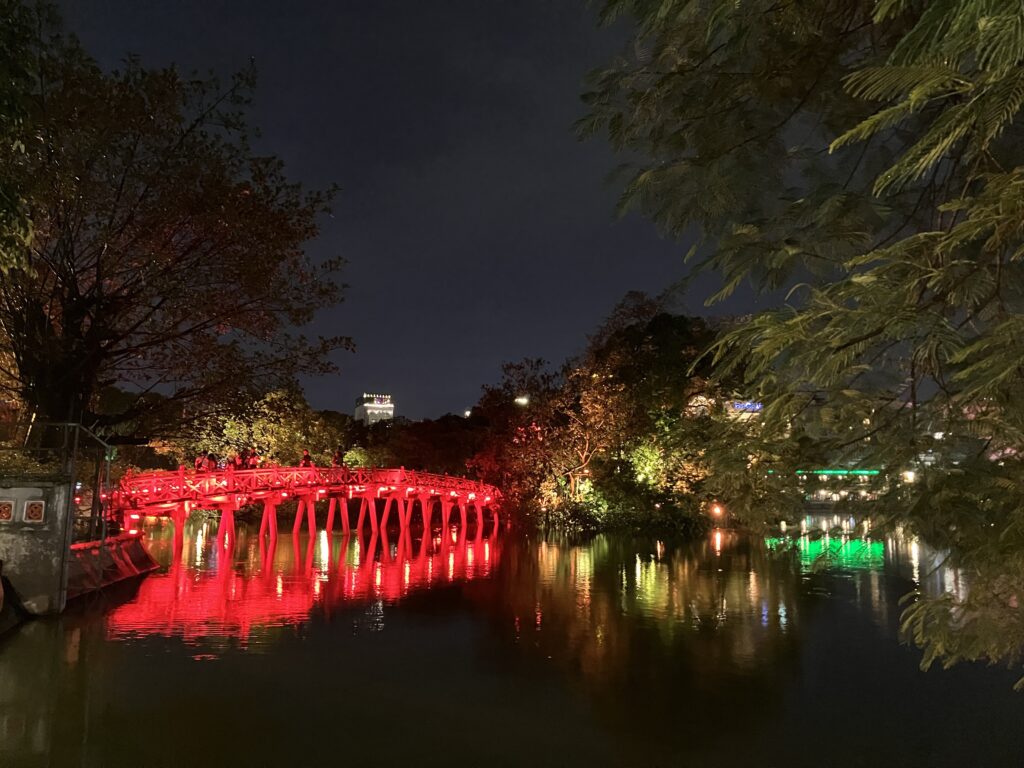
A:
[420,496,433,531]
[355,497,366,532]
[398,497,410,528]
[217,505,236,551]
[458,502,468,530]
[259,499,279,543]
[442,500,451,530]
[381,496,394,529]
[326,497,336,533]
[361,496,378,533]
[306,497,317,535]
[339,497,350,534]
[292,499,305,536]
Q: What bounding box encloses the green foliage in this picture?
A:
[584,0,1024,684]
[342,446,371,468]
[342,445,393,468]
[627,441,665,488]
[155,389,352,467]
[468,295,725,532]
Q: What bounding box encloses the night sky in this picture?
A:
[58,1,735,419]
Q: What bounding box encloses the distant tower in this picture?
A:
[354,393,395,425]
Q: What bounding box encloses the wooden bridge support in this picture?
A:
[258,499,279,544]
[217,505,236,550]
[420,496,433,531]
[355,496,378,533]
[474,503,485,541]
[292,497,317,536]
[339,497,350,534]
[325,496,351,535]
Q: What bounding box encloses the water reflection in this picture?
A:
[772,513,968,600]
[105,519,500,649]
[2,516,1022,767]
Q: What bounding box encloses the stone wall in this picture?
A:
[0,481,73,614]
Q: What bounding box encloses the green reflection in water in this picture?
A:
[765,536,885,571]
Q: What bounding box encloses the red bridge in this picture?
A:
[113,466,501,546]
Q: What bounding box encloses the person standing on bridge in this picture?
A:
[247,448,260,468]
[194,453,206,472]
[300,449,315,468]
[331,447,343,467]
[205,453,217,472]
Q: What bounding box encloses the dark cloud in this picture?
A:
[58,1,703,418]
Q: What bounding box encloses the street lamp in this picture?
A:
[514,395,529,407]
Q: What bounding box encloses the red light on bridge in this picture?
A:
[281,492,289,498]
[129,513,141,521]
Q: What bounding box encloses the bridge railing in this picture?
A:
[114,465,499,513]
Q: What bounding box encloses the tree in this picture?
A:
[468,359,564,507]
[154,389,348,467]
[0,0,37,273]
[581,0,1024,514]
[467,299,725,532]
[583,0,1024,680]
[0,5,347,433]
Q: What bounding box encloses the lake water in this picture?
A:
[1,515,1022,767]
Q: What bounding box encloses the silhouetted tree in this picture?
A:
[0,4,347,432]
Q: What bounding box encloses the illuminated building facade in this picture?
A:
[354,393,395,425]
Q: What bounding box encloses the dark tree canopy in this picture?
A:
[0,6,347,431]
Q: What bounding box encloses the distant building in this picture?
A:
[354,393,395,425]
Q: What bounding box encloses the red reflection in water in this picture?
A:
[105,525,499,645]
